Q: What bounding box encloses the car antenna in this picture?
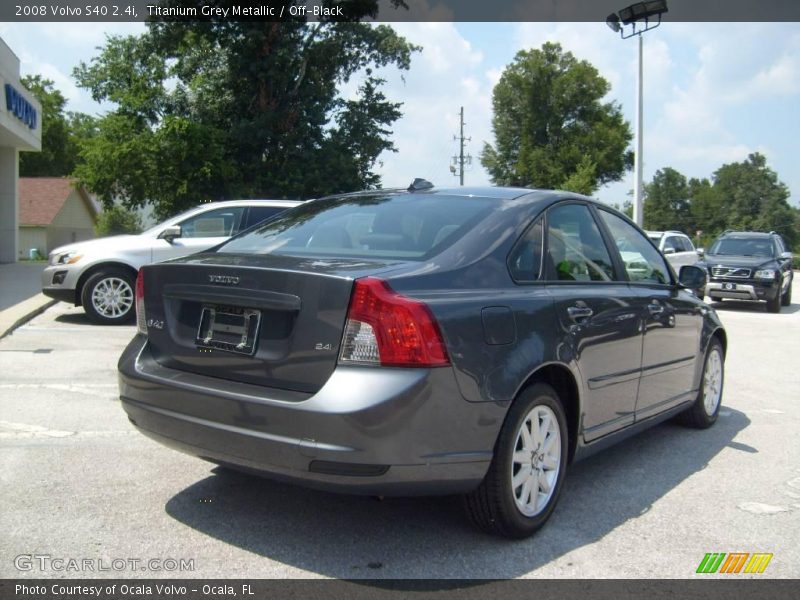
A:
[408,178,434,192]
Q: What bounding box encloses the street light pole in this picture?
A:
[634,34,644,226]
[606,0,668,227]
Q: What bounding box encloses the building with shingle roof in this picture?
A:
[18,177,98,259]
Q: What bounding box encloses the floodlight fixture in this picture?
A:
[607,1,668,39]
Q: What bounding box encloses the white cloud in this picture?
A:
[372,23,492,188]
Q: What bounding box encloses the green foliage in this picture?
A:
[95,204,143,237]
[643,167,691,232]
[481,42,632,194]
[73,6,419,218]
[643,153,799,249]
[19,76,96,177]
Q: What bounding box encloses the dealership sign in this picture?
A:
[4,83,37,129]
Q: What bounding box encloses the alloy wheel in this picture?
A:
[510,404,562,517]
[91,276,134,319]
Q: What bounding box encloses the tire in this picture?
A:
[766,293,781,313]
[81,268,136,324]
[781,279,792,306]
[463,383,568,538]
[679,338,724,429]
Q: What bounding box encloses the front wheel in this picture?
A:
[463,383,568,538]
[781,279,792,306]
[766,293,781,313]
[81,268,136,324]
[679,338,724,429]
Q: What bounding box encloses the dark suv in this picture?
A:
[701,231,793,312]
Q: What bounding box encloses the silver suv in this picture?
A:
[647,230,699,271]
[42,199,301,324]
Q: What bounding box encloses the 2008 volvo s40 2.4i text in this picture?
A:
[119,183,726,538]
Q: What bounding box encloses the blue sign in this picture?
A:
[4,83,37,130]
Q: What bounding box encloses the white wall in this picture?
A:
[0,146,18,262]
[0,37,42,263]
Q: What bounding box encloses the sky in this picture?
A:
[1,20,798,212]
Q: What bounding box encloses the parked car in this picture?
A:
[119,183,726,538]
[699,230,793,312]
[43,200,301,324]
[647,230,699,271]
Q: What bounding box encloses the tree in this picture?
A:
[643,167,691,232]
[710,153,796,245]
[73,3,418,219]
[481,42,632,194]
[95,204,143,236]
[688,177,724,240]
[645,153,797,249]
[19,76,95,177]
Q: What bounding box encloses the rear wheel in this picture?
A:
[463,383,568,538]
[81,268,136,324]
[679,338,724,429]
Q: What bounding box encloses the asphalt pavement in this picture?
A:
[1,283,799,579]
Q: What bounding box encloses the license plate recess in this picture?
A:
[196,305,260,355]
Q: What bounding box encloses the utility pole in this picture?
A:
[451,106,472,186]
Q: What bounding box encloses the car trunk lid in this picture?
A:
[141,253,405,394]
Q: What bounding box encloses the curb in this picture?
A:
[0,294,58,340]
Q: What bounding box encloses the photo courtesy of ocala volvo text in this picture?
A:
[118,181,726,538]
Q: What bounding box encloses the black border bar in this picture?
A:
[3,579,800,600]
[3,0,800,23]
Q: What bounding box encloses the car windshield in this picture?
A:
[217,193,497,260]
[141,206,204,235]
[708,238,773,257]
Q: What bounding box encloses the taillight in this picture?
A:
[135,270,147,335]
[338,277,450,368]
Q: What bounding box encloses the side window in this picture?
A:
[509,219,543,282]
[544,204,615,282]
[598,210,671,284]
[774,237,785,255]
[179,207,245,239]
[663,236,679,253]
[679,236,695,252]
[245,206,287,229]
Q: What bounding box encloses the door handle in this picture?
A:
[567,305,594,322]
[647,302,664,316]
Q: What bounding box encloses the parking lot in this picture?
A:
[1,281,799,579]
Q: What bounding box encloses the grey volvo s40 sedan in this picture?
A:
[119,183,726,538]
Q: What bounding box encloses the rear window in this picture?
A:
[217,194,497,260]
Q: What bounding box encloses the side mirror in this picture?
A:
[779,251,793,261]
[696,247,705,258]
[158,225,182,243]
[679,264,707,295]
[663,247,676,255]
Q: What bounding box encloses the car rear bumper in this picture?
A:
[118,336,505,496]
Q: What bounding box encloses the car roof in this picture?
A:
[719,231,774,239]
[646,230,687,236]
[195,199,303,208]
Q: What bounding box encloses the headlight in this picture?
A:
[51,251,83,266]
[754,269,775,279]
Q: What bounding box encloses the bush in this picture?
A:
[95,205,142,237]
